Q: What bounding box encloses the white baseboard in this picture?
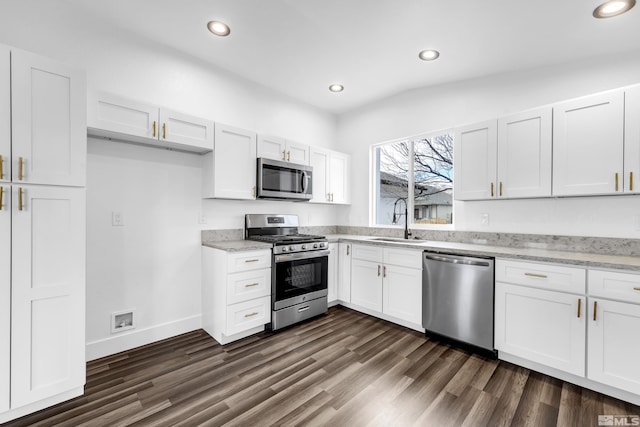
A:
[86,314,202,361]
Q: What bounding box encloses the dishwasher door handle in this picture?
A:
[424,253,491,267]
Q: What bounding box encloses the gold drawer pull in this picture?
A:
[18,157,24,181]
[245,283,259,288]
[244,259,260,263]
[162,122,167,139]
[524,272,548,279]
[499,182,503,197]
[615,172,619,192]
[18,187,24,211]
[593,301,597,321]
[490,182,494,197]
[577,298,582,318]
[244,312,258,318]
[633,287,640,291]
[152,121,157,137]
[0,187,3,210]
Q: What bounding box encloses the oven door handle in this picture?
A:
[274,249,330,263]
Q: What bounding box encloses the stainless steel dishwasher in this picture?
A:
[422,251,496,354]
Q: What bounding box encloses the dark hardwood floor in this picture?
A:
[4,306,639,426]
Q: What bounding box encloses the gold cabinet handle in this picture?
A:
[287,151,291,162]
[615,172,619,192]
[0,187,3,210]
[593,300,597,321]
[346,245,350,256]
[383,265,387,278]
[524,272,548,278]
[490,182,494,197]
[0,154,3,179]
[244,312,258,318]
[152,121,157,137]
[162,123,167,139]
[18,157,24,181]
[377,265,381,277]
[631,172,634,192]
[499,182,503,197]
[18,187,23,211]
[577,298,582,318]
[633,287,640,291]
[244,259,260,263]
[245,283,259,288]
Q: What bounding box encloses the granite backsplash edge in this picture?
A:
[201,226,640,257]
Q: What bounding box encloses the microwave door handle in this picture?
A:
[301,171,308,193]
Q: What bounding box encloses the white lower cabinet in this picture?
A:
[337,243,351,303]
[495,282,586,376]
[587,270,640,395]
[328,243,338,303]
[351,258,384,312]
[496,260,640,404]
[202,247,271,345]
[349,244,422,327]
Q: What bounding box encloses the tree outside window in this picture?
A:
[373,132,453,226]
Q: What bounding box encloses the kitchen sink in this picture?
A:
[369,237,428,243]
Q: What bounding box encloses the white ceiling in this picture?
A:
[63,0,640,114]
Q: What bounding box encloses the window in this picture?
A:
[372,132,453,227]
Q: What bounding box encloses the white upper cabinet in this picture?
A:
[257,135,310,165]
[0,46,9,184]
[10,185,86,409]
[454,120,497,200]
[553,90,624,196]
[202,123,257,200]
[309,147,351,204]
[329,151,351,204]
[11,50,86,187]
[0,183,9,414]
[88,91,214,153]
[497,108,552,198]
[625,86,640,194]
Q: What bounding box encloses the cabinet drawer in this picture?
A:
[383,248,422,269]
[496,259,585,294]
[351,244,383,262]
[589,269,640,303]
[227,250,271,273]
[227,268,271,305]
[225,296,271,336]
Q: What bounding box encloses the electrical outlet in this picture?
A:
[480,213,489,226]
[198,211,207,224]
[112,211,124,226]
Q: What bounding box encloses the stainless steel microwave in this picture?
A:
[257,158,313,201]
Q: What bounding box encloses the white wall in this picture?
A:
[338,49,640,238]
[0,1,340,358]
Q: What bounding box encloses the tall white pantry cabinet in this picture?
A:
[0,45,87,423]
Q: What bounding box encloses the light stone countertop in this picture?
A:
[202,240,273,252]
[203,234,640,271]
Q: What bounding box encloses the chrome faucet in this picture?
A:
[392,198,412,240]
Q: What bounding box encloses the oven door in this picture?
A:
[257,158,313,200]
[273,250,328,310]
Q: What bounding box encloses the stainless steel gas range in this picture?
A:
[245,214,329,330]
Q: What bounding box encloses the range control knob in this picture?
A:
[281,247,288,252]
[289,246,295,251]
[301,245,307,250]
[313,243,318,248]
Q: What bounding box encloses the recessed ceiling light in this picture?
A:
[207,20,230,36]
[418,49,440,61]
[329,84,344,93]
[593,0,635,18]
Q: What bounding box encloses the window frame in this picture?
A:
[370,129,455,231]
